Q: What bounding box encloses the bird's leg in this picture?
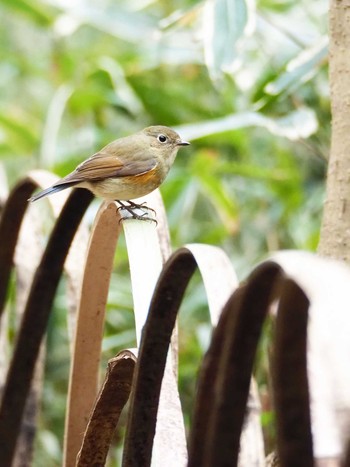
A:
[117,200,147,218]
[116,200,157,223]
[125,200,156,215]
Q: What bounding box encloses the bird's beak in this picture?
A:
[177,140,190,146]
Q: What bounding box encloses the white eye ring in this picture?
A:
[157,134,168,143]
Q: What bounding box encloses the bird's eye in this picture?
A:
[157,134,168,143]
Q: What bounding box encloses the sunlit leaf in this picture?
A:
[159,5,200,31]
[42,0,156,42]
[40,84,73,167]
[1,0,56,25]
[191,151,239,233]
[217,162,294,181]
[203,0,255,78]
[264,36,328,95]
[175,107,318,141]
[98,57,144,115]
[0,113,39,152]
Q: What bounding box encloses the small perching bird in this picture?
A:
[29,125,190,218]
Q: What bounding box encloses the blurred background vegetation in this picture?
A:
[0,0,329,464]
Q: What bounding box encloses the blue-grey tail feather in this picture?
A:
[28,183,74,202]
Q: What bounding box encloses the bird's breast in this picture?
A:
[83,165,165,200]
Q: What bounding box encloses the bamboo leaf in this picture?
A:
[175,107,318,141]
[42,0,156,42]
[2,0,55,26]
[264,37,328,96]
[203,0,255,78]
[191,152,239,232]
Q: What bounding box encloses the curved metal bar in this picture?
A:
[63,201,122,466]
[273,278,313,467]
[77,350,137,467]
[0,170,69,318]
[0,178,38,315]
[343,440,350,467]
[201,261,282,467]
[187,288,233,467]
[122,247,198,467]
[0,188,93,465]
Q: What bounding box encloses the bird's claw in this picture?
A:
[117,201,157,224]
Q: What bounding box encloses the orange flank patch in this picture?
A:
[131,165,162,187]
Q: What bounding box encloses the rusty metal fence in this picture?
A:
[0,171,350,467]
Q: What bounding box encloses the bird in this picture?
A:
[29,125,190,218]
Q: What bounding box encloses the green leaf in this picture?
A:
[42,0,156,42]
[175,107,318,141]
[2,0,56,26]
[217,162,294,182]
[39,84,73,167]
[98,57,144,115]
[264,37,328,96]
[191,152,239,231]
[203,0,255,78]
[0,113,39,153]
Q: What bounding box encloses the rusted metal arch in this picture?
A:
[273,279,312,467]
[0,177,39,314]
[0,180,93,465]
[123,256,312,467]
[0,177,315,467]
[122,247,197,467]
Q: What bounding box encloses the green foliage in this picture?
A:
[0,0,329,464]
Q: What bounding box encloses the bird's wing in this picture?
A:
[54,151,158,186]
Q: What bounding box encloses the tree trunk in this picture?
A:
[318,0,350,262]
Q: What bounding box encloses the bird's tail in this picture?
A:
[28,182,76,202]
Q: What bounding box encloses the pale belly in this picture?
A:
[77,171,164,200]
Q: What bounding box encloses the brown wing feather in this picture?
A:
[53,151,158,187]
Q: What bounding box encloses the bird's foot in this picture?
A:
[125,200,156,215]
[117,200,157,224]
